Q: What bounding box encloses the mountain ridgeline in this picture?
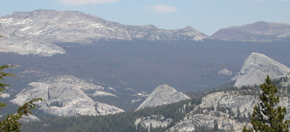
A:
[0,10,290,57]
[0,9,208,56]
[211,21,290,41]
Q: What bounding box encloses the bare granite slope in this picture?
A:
[11,75,124,116]
[136,84,190,111]
[233,52,290,87]
[167,87,290,132]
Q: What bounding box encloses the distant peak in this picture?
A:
[253,21,267,24]
[184,26,193,29]
[138,24,158,29]
[147,24,157,28]
[247,21,270,27]
[155,84,175,91]
[248,52,270,60]
[30,9,59,15]
[250,52,265,56]
[181,26,195,31]
[33,9,56,12]
[159,84,170,87]
[136,84,189,111]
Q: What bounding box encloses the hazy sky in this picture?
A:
[1,0,289,35]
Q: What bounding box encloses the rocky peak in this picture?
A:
[154,84,177,92]
[135,25,158,30]
[179,26,195,32]
[233,52,290,87]
[136,84,190,111]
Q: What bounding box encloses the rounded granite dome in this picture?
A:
[233,52,290,87]
[136,84,189,111]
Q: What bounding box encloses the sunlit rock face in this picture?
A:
[136,84,190,111]
[11,75,124,116]
[167,87,290,132]
[233,52,290,87]
[135,115,173,130]
[0,9,209,56]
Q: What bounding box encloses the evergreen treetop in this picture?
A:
[243,75,290,132]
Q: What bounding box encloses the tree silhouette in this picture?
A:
[243,75,290,132]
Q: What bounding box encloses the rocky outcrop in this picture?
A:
[218,69,232,76]
[233,52,290,87]
[95,102,124,115]
[0,93,10,98]
[167,114,249,132]
[167,86,290,132]
[211,21,290,41]
[136,84,190,111]
[279,73,290,87]
[0,38,65,57]
[10,75,124,116]
[92,91,117,97]
[0,9,209,56]
[135,115,173,130]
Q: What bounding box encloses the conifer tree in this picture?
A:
[243,75,290,132]
[0,64,43,131]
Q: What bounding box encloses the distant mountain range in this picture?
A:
[212,21,290,41]
[0,10,290,56]
[0,9,208,56]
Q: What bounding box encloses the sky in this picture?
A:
[0,0,290,35]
